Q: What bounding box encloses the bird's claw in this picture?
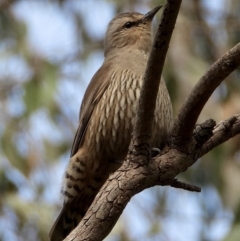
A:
[151,147,161,157]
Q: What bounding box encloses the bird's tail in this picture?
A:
[49,195,95,241]
[49,162,121,241]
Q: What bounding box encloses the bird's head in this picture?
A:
[104,6,162,57]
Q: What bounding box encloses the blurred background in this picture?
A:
[0,0,240,240]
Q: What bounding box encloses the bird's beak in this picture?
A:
[142,5,163,22]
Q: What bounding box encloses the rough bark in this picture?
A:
[64,0,240,240]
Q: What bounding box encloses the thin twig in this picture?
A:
[170,179,201,192]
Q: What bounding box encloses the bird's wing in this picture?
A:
[70,62,112,157]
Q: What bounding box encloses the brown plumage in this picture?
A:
[49,6,173,241]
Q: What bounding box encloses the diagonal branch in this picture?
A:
[170,43,240,148]
[63,112,240,241]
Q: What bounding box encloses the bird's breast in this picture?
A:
[83,67,173,163]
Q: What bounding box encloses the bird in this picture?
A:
[49,5,173,241]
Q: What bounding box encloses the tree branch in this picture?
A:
[130,0,182,158]
[66,113,240,241]
[170,42,240,148]
[63,146,195,241]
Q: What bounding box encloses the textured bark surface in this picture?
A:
[64,1,240,240]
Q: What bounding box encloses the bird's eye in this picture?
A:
[124,22,133,29]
